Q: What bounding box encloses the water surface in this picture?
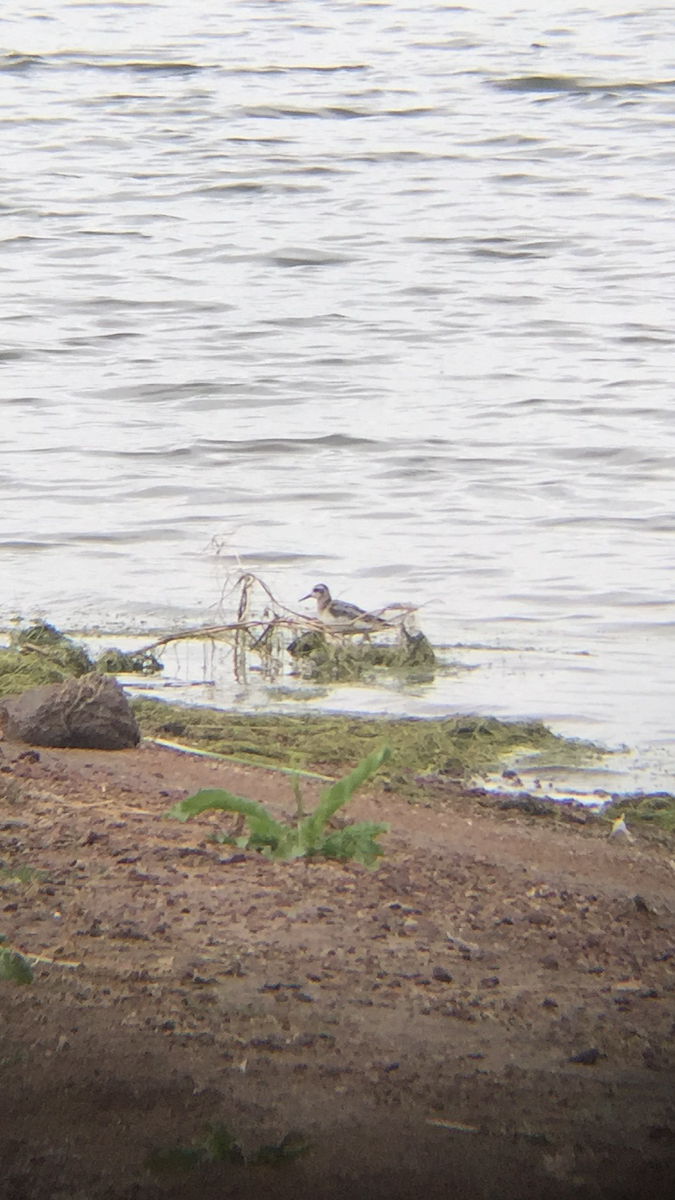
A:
[2,1,675,792]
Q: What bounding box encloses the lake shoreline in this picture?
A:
[1,734,674,1198]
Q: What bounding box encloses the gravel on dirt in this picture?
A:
[1,737,674,1200]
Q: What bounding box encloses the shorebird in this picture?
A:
[300,583,388,628]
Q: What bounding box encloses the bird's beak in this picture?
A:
[300,592,313,602]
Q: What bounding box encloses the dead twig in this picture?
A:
[136,573,418,657]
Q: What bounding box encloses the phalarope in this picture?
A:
[300,583,388,628]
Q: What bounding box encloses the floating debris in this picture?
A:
[137,573,429,686]
[95,647,163,676]
[287,627,436,683]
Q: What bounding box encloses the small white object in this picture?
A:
[609,814,633,841]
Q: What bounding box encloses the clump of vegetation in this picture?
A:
[95,647,163,675]
[0,864,47,885]
[145,1125,310,1178]
[0,648,64,697]
[0,621,94,696]
[287,627,436,682]
[13,621,94,676]
[0,936,33,985]
[0,621,164,699]
[167,746,389,867]
[137,697,601,787]
[604,793,675,836]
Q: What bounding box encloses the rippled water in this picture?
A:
[2,2,675,792]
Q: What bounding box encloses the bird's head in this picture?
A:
[300,583,330,603]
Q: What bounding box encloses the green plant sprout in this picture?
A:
[166,746,390,867]
[145,1124,310,1177]
[0,935,33,985]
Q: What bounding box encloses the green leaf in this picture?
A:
[317,822,389,867]
[300,746,390,849]
[268,833,304,861]
[241,815,285,849]
[206,831,238,846]
[0,947,34,985]
[144,1146,207,1177]
[248,1131,311,1166]
[166,789,285,843]
[201,1124,244,1164]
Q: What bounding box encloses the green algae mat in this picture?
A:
[132,696,599,786]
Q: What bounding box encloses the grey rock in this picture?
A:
[569,1047,603,1065]
[0,674,140,750]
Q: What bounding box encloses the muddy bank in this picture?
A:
[1,731,675,1200]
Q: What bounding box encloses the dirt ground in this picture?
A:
[1,735,674,1200]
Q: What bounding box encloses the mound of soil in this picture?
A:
[1,738,674,1200]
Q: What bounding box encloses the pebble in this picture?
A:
[528,911,553,927]
[540,954,559,970]
[569,1047,602,1065]
[432,966,453,983]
